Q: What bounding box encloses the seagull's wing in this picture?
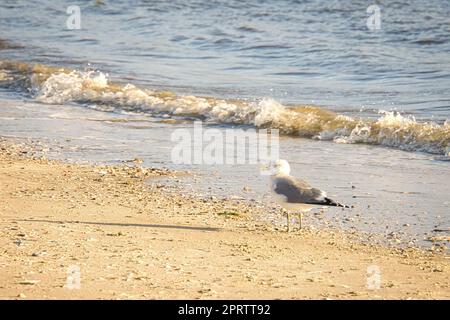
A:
[272,175,346,207]
[272,175,323,204]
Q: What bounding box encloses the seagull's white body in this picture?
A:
[271,190,315,212]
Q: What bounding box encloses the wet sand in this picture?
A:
[0,139,449,299]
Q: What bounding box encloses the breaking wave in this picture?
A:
[1,60,449,155]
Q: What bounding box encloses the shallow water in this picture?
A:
[0,0,449,247]
[0,0,449,116]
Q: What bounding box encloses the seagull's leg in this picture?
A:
[298,211,303,230]
[286,211,291,232]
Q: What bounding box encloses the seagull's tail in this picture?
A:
[323,197,350,208]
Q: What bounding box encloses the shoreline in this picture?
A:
[0,138,449,299]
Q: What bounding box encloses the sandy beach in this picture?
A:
[0,139,448,300]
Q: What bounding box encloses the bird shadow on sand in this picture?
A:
[18,219,221,232]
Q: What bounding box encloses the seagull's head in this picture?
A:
[261,159,291,176]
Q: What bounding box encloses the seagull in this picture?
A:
[263,159,348,232]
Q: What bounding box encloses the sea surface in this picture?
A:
[0,0,449,247]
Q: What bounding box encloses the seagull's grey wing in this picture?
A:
[272,175,347,207]
[272,175,325,204]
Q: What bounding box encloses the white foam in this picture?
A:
[31,69,450,155]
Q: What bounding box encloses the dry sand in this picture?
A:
[0,139,449,299]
